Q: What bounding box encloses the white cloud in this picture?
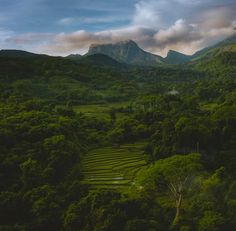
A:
[193,5,236,29]
[132,0,163,28]
[58,15,130,26]
[154,19,202,45]
[32,27,155,56]
[1,0,236,56]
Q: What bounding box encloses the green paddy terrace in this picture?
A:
[81,142,148,190]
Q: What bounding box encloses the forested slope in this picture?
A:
[0,37,236,230]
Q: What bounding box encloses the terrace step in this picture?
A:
[81,143,148,190]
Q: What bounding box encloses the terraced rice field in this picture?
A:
[81,143,148,190]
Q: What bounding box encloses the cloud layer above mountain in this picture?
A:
[0,0,235,56]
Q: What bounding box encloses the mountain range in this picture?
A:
[70,34,236,66]
[85,40,194,65]
[1,34,235,67]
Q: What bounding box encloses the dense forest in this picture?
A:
[0,35,236,231]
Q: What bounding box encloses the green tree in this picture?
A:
[198,211,225,231]
[136,153,203,226]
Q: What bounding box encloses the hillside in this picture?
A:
[190,34,236,75]
[0,49,40,58]
[0,49,205,105]
[192,34,236,61]
[66,54,82,61]
[77,54,126,69]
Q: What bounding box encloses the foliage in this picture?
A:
[0,42,236,230]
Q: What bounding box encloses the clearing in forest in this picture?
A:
[81,142,148,190]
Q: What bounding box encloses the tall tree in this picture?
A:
[136,153,202,226]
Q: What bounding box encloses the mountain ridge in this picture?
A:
[0,49,39,58]
[191,34,236,61]
[86,40,164,66]
[1,34,235,66]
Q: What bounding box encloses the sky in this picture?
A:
[0,0,235,57]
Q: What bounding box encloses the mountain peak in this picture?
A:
[115,40,137,46]
[87,40,163,65]
[89,40,137,49]
[167,50,181,55]
[165,50,191,64]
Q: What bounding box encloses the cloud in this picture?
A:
[1,0,236,56]
[132,0,163,28]
[189,5,236,48]
[5,18,235,57]
[154,19,202,47]
[193,5,236,29]
[33,27,155,55]
[5,33,53,45]
[58,15,130,26]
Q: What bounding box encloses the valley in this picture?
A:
[0,34,235,231]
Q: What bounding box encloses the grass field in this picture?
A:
[74,102,131,119]
[81,142,148,190]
